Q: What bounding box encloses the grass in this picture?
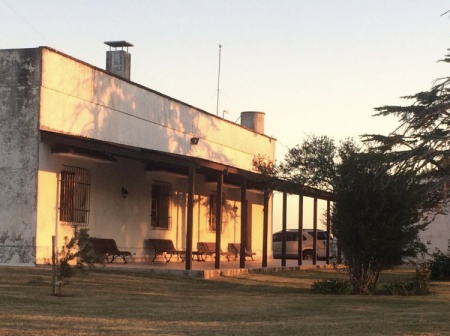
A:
[0,266,449,335]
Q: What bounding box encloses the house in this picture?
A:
[419,210,450,257]
[0,42,334,269]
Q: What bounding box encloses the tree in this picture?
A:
[276,135,428,294]
[279,135,337,191]
[54,228,97,295]
[333,150,427,294]
[364,49,450,215]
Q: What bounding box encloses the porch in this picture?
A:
[86,257,334,279]
[40,131,337,272]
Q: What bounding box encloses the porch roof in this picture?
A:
[41,131,335,201]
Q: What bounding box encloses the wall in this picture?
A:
[39,48,275,172]
[0,48,41,265]
[419,209,450,258]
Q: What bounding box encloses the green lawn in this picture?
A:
[0,266,449,335]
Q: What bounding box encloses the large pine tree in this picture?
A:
[364,50,450,214]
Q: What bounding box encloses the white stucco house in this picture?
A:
[0,42,334,269]
[419,212,450,257]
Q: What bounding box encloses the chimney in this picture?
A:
[240,111,265,134]
[104,41,133,80]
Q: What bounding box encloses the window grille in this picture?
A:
[209,193,225,232]
[59,165,91,227]
[151,180,172,230]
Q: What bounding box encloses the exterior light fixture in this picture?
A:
[190,137,200,145]
[121,187,129,198]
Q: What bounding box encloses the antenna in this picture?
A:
[216,44,222,116]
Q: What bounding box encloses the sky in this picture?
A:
[2,0,450,229]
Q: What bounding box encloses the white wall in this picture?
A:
[419,210,450,258]
[39,48,275,172]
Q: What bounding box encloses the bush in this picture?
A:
[428,251,450,281]
[384,267,430,296]
[28,276,45,286]
[311,279,353,295]
[57,228,97,286]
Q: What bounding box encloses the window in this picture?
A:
[209,193,225,232]
[59,165,91,227]
[272,231,306,242]
[151,180,172,230]
[209,194,217,232]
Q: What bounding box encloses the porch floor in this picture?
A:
[94,257,334,279]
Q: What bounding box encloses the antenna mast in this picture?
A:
[216,44,222,116]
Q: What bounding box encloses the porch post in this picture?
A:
[297,195,304,266]
[326,199,331,264]
[313,196,318,265]
[262,189,270,267]
[215,173,223,269]
[185,165,195,271]
[281,191,287,267]
[239,178,247,268]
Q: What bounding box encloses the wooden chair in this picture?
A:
[90,238,132,264]
[198,242,233,261]
[228,243,256,261]
[146,239,185,262]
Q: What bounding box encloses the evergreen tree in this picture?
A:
[364,49,450,215]
[273,135,428,294]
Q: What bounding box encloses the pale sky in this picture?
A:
[3,0,450,230]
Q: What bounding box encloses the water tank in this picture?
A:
[240,111,265,134]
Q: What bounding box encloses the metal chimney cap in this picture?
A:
[104,41,134,49]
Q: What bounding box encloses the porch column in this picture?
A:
[281,191,287,267]
[185,165,195,270]
[239,178,247,268]
[262,189,270,267]
[313,196,318,265]
[215,173,223,269]
[326,199,331,264]
[297,195,304,266]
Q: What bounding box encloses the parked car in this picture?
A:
[306,229,338,258]
[272,229,332,260]
[305,229,332,242]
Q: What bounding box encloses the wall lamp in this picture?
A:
[121,187,129,199]
[190,137,200,145]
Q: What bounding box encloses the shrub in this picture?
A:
[55,228,96,293]
[428,251,450,281]
[384,267,430,296]
[311,279,353,295]
[28,276,45,285]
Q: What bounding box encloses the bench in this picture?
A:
[228,243,256,261]
[90,238,132,264]
[198,242,233,261]
[146,239,185,262]
[192,244,207,262]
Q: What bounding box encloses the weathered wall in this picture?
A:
[39,48,275,172]
[0,48,41,265]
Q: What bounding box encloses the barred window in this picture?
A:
[59,165,91,227]
[209,193,225,232]
[151,180,172,230]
